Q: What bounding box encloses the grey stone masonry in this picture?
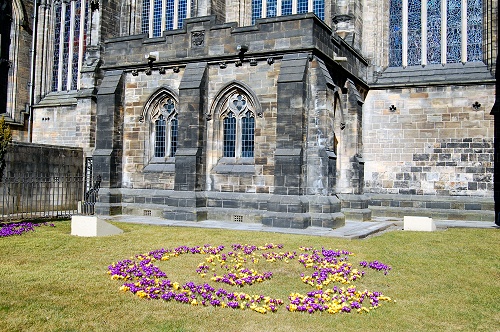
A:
[274,54,308,196]
[175,62,208,193]
[94,71,125,215]
[91,14,367,228]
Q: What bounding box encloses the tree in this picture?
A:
[0,116,12,181]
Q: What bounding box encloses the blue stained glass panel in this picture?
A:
[281,0,292,16]
[155,115,166,158]
[142,0,151,34]
[266,0,277,18]
[52,3,62,91]
[223,113,236,158]
[165,0,174,30]
[427,0,442,64]
[241,112,255,158]
[71,2,81,90]
[446,0,461,63]
[313,0,325,20]
[467,0,482,62]
[389,0,402,67]
[170,116,178,157]
[178,0,187,29]
[407,0,422,66]
[152,0,162,37]
[297,0,308,14]
[61,6,72,90]
[252,0,262,24]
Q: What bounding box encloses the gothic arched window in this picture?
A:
[0,0,13,113]
[141,0,191,38]
[152,98,178,159]
[389,0,483,67]
[221,94,255,158]
[251,0,324,25]
[52,0,89,92]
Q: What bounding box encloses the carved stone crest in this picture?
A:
[191,31,205,47]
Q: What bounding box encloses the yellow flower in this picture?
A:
[119,285,130,292]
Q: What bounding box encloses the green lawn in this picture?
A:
[0,221,498,332]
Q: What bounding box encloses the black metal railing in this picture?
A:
[0,172,98,222]
[81,174,101,215]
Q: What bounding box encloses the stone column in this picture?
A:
[163,62,208,221]
[273,53,308,196]
[174,62,207,192]
[337,79,371,221]
[262,53,309,229]
[93,70,124,215]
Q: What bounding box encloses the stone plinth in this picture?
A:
[71,215,123,237]
[403,216,436,232]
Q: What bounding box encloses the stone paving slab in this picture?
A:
[103,215,497,239]
[104,215,392,239]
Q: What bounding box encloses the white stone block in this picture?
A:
[404,216,436,232]
[71,215,123,237]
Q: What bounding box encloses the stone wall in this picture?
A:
[32,91,96,156]
[364,84,495,197]
[92,14,369,227]
[4,142,83,176]
[122,70,182,190]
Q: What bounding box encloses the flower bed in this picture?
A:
[108,243,393,314]
[0,221,55,237]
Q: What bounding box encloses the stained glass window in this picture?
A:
[297,0,308,14]
[427,0,441,64]
[407,0,422,66]
[281,0,293,16]
[71,1,84,90]
[313,0,325,20]
[170,116,178,157]
[467,0,483,62]
[389,0,402,67]
[166,0,175,30]
[141,0,151,35]
[61,6,71,89]
[252,0,324,23]
[241,112,255,158]
[52,3,62,91]
[155,115,167,158]
[446,0,461,63]
[389,0,483,67]
[223,113,236,158]
[153,98,178,159]
[142,0,190,37]
[152,0,163,37]
[178,0,188,29]
[52,0,88,92]
[252,0,263,25]
[267,0,278,18]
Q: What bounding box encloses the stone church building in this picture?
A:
[1,0,497,227]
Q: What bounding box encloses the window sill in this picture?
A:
[372,62,494,88]
[143,159,175,173]
[213,158,255,174]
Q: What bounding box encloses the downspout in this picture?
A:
[28,0,38,143]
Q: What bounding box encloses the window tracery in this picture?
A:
[221,93,255,159]
[389,0,483,67]
[251,0,325,25]
[52,0,89,92]
[141,0,191,38]
[151,98,178,159]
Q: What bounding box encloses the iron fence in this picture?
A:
[0,172,99,222]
